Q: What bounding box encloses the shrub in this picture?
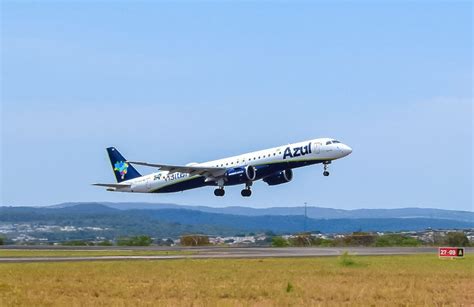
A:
[399,236,421,247]
[288,234,313,246]
[339,251,356,266]
[0,236,4,245]
[180,235,209,246]
[272,236,289,247]
[375,234,421,247]
[61,240,92,246]
[343,233,376,246]
[117,235,152,246]
[445,232,469,247]
[97,240,113,246]
[318,238,335,247]
[286,282,293,293]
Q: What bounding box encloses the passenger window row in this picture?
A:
[215,151,282,167]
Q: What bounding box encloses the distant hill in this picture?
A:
[0,205,238,240]
[49,202,474,222]
[138,208,474,233]
[1,203,472,241]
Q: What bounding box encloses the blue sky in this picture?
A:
[1,1,472,210]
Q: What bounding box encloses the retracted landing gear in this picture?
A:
[323,161,331,177]
[241,181,252,197]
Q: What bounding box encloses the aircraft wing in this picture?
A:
[127,161,227,177]
[92,183,132,188]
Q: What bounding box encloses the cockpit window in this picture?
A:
[326,141,332,145]
[332,140,340,144]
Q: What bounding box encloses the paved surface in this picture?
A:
[1,246,467,263]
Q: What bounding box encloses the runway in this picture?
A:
[1,246,464,263]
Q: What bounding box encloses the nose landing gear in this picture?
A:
[323,161,330,176]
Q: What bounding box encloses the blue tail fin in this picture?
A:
[107,147,142,182]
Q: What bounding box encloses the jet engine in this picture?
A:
[263,169,293,186]
[225,165,256,185]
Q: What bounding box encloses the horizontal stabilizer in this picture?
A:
[92,183,131,189]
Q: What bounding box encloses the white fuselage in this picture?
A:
[113,138,351,194]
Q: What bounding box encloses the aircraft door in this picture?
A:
[313,142,321,154]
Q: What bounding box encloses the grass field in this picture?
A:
[0,254,472,306]
[0,249,194,258]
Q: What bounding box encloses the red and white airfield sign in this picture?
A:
[438,247,465,258]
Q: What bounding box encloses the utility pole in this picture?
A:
[304,202,307,233]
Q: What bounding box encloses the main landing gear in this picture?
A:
[323,161,331,177]
[241,181,252,197]
[214,188,225,197]
[214,181,253,197]
[241,188,252,197]
[214,179,225,197]
[214,187,251,197]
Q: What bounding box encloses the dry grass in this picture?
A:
[0,254,472,306]
[0,249,193,258]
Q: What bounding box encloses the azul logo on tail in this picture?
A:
[283,142,312,160]
[114,161,129,180]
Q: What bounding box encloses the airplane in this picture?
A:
[93,138,352,197]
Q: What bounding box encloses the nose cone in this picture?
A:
[341,144,352,157]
